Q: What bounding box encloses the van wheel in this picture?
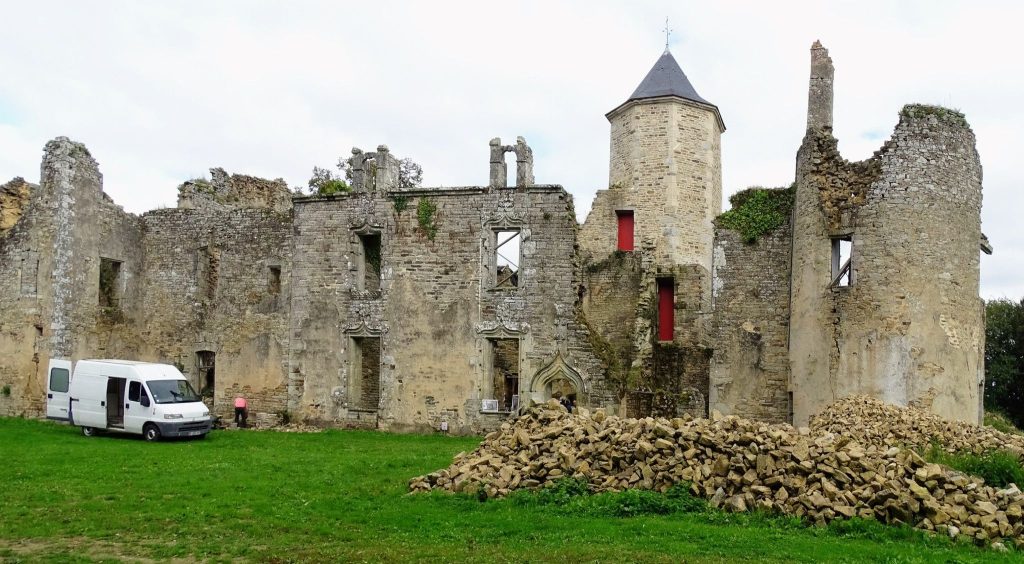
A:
[81,426,96,437]
[143,424,161,442]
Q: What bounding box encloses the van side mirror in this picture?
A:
[140,396,151,408]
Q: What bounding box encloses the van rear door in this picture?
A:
[45,359,73,421]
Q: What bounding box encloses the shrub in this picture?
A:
[416,197,438,240]
[716,185,794,243]
[924,443,1024,488]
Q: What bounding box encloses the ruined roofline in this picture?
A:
[802,102,975,172]
[605,95,726,132]
[292,183,567,203]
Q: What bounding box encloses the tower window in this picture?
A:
[657,277,674,341]
[98,258,123,309]
[268,265,281,295]
[830,236,853,288]
[616,210,634,251]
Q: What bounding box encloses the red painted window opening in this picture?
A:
[616,210,634,251]
[657,278,674,342]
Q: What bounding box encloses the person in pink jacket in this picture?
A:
[234,396,248,428]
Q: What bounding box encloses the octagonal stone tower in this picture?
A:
[582,49,725,271]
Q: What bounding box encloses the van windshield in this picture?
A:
[148,380,201,404]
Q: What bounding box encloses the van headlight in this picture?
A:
[202,411,210,417]
[164,413,184,419]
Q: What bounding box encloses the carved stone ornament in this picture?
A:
[476,296,529,335]
[485,189,525,225]
[349,191,384,231]
[344,302,388,335]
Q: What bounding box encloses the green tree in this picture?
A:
[985,298,1024,426]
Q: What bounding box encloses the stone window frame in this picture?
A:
[481,336,521,414]
[492,229,522,289]
[347,335,383,412]
[350,225,384,298]
[829,234,854,289]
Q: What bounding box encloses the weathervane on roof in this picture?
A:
[663,17,673,52]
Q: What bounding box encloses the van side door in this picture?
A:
[45,359,73,421]
[124,380,152,433]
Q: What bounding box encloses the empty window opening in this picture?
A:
[616,210,635,251]
[830,236,853,288]
[494,230,521,288]
[98,258,123,309]
[268,265,281,295]
[358,234,382,292]
[196,247,217,300]
[196,351,216,399]
[657,277,675,342]
[350,337,381,410]
[488,339,520,411]
[105,377,126,428]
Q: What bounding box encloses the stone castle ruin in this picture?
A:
[0,43,989,432]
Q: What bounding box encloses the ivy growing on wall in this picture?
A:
[416,197,438,240]
[715,185,795,243]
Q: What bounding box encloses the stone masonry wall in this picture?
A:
[580,98,722,272]
[289,185,614,434]
[709,223,792,423]
[790,107,984,426]
[139,203,292,421]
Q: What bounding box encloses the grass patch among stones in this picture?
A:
[0,417,1018,562]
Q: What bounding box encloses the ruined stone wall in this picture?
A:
[790,107,984,425]
[289,186,613,434]
[580,98,722,272]
[177,168,292,214]
[0,139,145,417]
[0,179,47,416]
[139,203,292,421]
[709,224,792,423]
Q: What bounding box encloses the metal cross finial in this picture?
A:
[663,17,672,52]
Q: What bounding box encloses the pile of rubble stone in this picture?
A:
[409,397,1024,546]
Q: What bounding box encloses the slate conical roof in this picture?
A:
[628,49,712,105]
[609,49,724,130]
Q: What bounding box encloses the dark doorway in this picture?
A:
[197,351,216,399]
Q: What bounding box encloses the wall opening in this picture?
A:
[494,230,521,288]
[98,258,123,309]
[616,210,634,251]
[830,236,853,287]
[196,246,217,300]
[657,277,675,342]
[196,351,216,399]
[358,233,382,292]
[268,265,281,295]
[487,338,520,411]
[350,337,381,410]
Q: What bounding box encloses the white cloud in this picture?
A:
[0,0,1020,298]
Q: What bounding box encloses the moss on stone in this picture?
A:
[900,104,969,128]
[715,185,795,244]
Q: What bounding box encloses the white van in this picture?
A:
[46,359,212,441]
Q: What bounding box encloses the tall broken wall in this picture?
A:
[709,216,792,423]
[790,106,985,425]
[0,138,145,416]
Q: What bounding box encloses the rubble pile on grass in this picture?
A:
[410,397,1024,545]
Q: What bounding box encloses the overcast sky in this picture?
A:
[1,1,1020,299]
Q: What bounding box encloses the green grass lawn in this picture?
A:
[0,418,1019,563]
